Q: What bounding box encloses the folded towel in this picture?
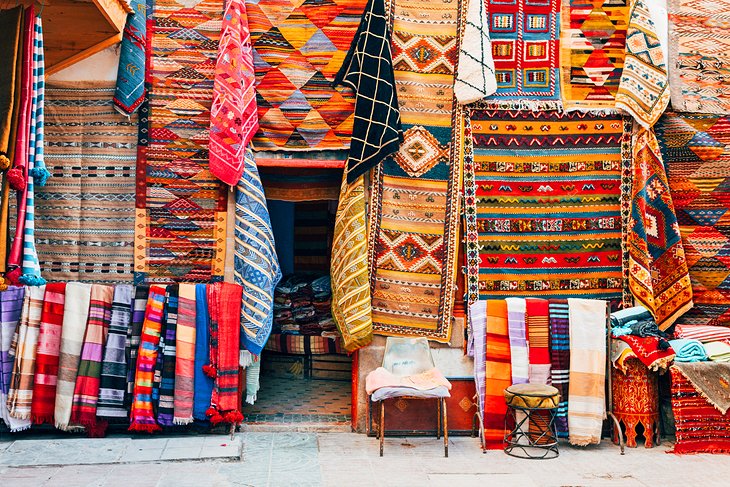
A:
[610,306,653,328]
[669,339,707,363]
[704,341,730,363]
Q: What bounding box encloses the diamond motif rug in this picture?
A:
[368,0,460,342]
[135,0,228,284]
[246,0,367,151]
[464,109,628,304]
[657,112,730,326]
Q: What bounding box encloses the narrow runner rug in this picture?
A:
[0,286,27,431]
[504,297,528,385]
[30,282,66,424]
[128,284,166,433]
[125,285,148,408]
[567,298,607,446]
[173,283,196,425]
[54,282,92,431]
[156,284,178,427]
[369,0,460,342]
[484,299,511,450]
[548,298,570,438]
[97,284,134,419]
[193,283,213,421]
[526,298,551,384]
[137,0,227,283]
[114,0,146,116]
[70,284,114,433]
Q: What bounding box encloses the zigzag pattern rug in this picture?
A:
[135,0,228,284]
[657,112,730,326]
[464,109,628,304]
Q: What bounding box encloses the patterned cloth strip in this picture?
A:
[259,167,341,202]
[548,298,570,438]
[70,284,114,433]
[468,300,487,442]
[234,149,282,356]
[193,283,213,421]
[674,325,730,343]
[29,282,66,424]
[54,282,91,431]
[208,0,257,186]
[156,284,177,427]
[505,297,528,385]
[38,82,137,283]
[0,6,23,170]
[526,298,551,384]
[617,335,675,370]
[128,284,165,433]
[113,0,146,116]
[264,333,345,355]
[97,284,133,419]
[173,283,196,425]
[484,300,511,450]
[247,0,367,151]
[466,109,626,303]
[454,0,496,104]
[125,285,148,407]
[6,284,44,421]
[1,287,25,430]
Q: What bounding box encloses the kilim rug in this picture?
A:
[464,109,628,304]
[245,0,367,151]
[668,0,730,114]
[368,0,460,342]
[36,82,136,283]
[560,0,630,110]
[483,0,561,109]
[657,113,730,326]
[135,0,228,284]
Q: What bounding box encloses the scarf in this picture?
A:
[156,284,178,427]
[526,298,551,384]
[504,297,528,385]
[484,299,511,450]
[125,285,148,408]
[6,284,45,421]
[330,173,372,352]
[29,282,66,424]
[0,6,23,170]
[244,357,261,405]
[129,284,166,433]
[173,283,196,425]
[114,0,146,115]
[548,299,570,438]
[468,300,487,442]
[193,283,213,421]
[567,298,607,446]
[70,284,114,434]
[0,286,26,431]
[208,0,257,186]
[97,284,134,419]
[234,149,281,356]
[206,282,243,425]
[454,0,497,104]
[334,0,402,183]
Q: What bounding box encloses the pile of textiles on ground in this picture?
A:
[272,275,336,338]
[0,282,244,435]
[610,306,676,371]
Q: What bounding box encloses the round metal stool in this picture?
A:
[503,383,560,459]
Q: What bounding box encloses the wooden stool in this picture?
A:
[503,384,560,459]
[611,357,660,448]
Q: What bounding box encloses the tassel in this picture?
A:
[31,413,54,426]
[6,167,26,191]
[245,393,257,405]
[222,410,243,424]
[29,166,50,186]
[202,364,217,378]
[19,274,46,286]
[239,350,254,368]
[0,154,9,170]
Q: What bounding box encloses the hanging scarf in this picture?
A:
[114,0,147,115]
[29,282,66,424]
[244,357,261,405]
[0,6,23,171]
[128,284,166,433]
[208,0,257,186]
[156,284,177,427]
[330,173,372,352]
[173,283,196,425]
[526,298,551,384]
[504,298,528,385]
[126,285,148,408]
[70,284,113,434]
[6,284,45,421]
[548,298,570,438]
[0,286,26,431]
[454,0,497,104]
[484,299,511,450]
[334,0,402,183]
[234,149,281,356]
[468,300,487,439]
[193,283,213,421]
[205,282,243,425]
[97,284,134,419]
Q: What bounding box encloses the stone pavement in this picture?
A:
[1,432,729,486]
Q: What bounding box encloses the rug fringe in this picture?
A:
[239,350,253,368]
[245,393,257,405]
[128,422,162,433]
[9,423,32,433]
[31,413,54,425]
[173,417,194,426]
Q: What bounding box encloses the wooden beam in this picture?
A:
[45,32,121,77]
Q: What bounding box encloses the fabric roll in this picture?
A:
[6,284,45,421]
[0,6,23,170]
[567,298,607,446]
[454,0,496,104]
[173,284,196,425]
[30,282,66,424]
[70,284,114,433]
[97,284,134,419]
[208,0,257,186]
[468,300,487,439]
[548,299,570,439]
[156,284,178,427]
[669,339,708,363]
[526,298,551,384]
[128,285,166,432]
[484,300,511,450]
[233,149,281,356]
[504,298,528,385]
[125,285,148,407]
[610,306,653,328]
[0,286,26,431]
[114,0,146,115]
[193,284,213,421]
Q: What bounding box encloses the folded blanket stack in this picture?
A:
[669,339,708,363]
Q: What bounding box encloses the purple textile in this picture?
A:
[1,286,26,395]
[469,301,487,425]
[505,298,529,385]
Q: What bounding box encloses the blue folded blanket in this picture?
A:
[669,339,708,363]
[610,306,653,328]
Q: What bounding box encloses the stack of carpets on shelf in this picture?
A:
[272,275,336,337]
